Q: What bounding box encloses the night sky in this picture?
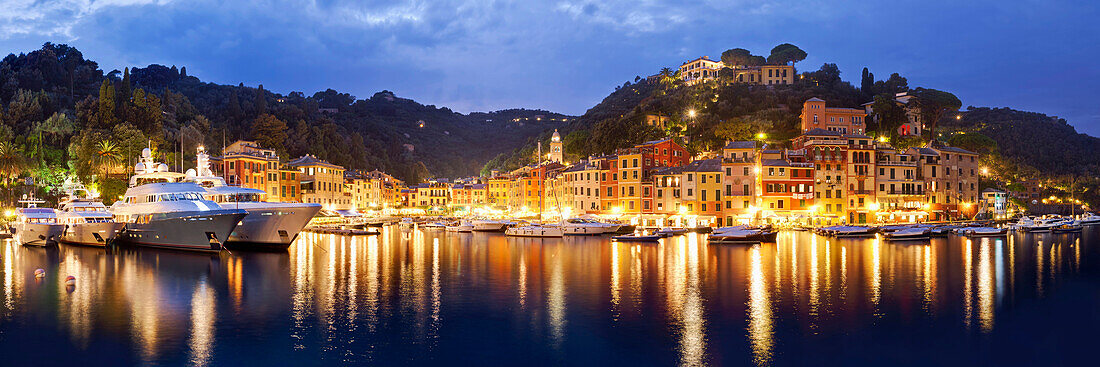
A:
[1,0,1097,134]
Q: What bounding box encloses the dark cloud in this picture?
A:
[1,0,1097,134]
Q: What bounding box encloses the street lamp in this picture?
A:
[687,109,697,118]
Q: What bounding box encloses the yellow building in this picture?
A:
[616,151,644,214]
[287,155,350,209]
[487,176,511,208]
[344,171,376,210]
[414,182,449,207]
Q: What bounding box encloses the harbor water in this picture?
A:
[1,228,1097,366]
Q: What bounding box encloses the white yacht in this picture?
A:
[57,193,125,246]
[185,147,321,250]
[1013,216,1064,232]
[110,148,248,251]
[1077,213,1100,225]
[506,224,564,237]
[560,218,620,235]
[446,221,474,232]
[472,219,510,232]
[12,207,64,246]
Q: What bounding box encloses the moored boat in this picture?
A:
[882,227,930,241]
[57,196,125,247]
[505,225,564,237]
[1052,223,1083,233]
[708,228,778,244]
[655,227,689,237]
[472,219,509,232]
[185,148,321,250]
[611,233,663,242]
[958,226,1008,237]
[110,148,248,252]
[560,218,619,235]
[446,221,474,232]
[11,208,64,247]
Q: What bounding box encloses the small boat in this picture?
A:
[959,227,1008,237]
[612,234,663,242]
[655,228,688,237]
[1052,223,1083,233]
[709,228,778,244]
[505,225,563,237]
[828,226,876,238]
[876,225,911,233]
[11,208,64,246]
[420,222,446,230]
[445,221,474,232]
[882,227,930,241]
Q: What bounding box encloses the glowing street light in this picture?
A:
[980,167,989,176]
[756,132,767,140]
[687,109,697,118]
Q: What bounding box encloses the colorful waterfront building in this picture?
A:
[276,167,301,202]
[874,147,926,223]
[757,148,816,222]
[720,141,758,226]
[799,98,868,134]
[845,134,877,224]
[793,130,848,225]
[220,140,281,199]
[287,154,350,209]
[680,159,723,219]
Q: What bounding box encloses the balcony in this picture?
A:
[887,189,924,196]
[722,157,753,164]
[877,160,918,167]
[850,189,874,195]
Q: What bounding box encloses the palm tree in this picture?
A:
[658,67,677,90]
[93,140,123,182]
[0,141,27,206]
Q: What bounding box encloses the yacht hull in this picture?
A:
[60,222,126,247]
[472,221,508,232]
[561,226,612,235]
[224,204,322,250]
[12,223,64,247]
[117,210,248,252]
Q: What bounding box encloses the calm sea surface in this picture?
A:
[1,228,1098,366]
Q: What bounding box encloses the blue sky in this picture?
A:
[1,0,1098,134]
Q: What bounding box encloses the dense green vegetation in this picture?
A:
[0,43,568,204]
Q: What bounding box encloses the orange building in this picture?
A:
[800,97,868,134]
[220,140,280,198]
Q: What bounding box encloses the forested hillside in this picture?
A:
[0,43,568,203]
[485,43,1100,205]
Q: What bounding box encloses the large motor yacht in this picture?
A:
[57,184,125,246]
[184,147,321,250]
[110,148,247,251]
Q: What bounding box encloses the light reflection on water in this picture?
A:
[0,228,1097,365]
